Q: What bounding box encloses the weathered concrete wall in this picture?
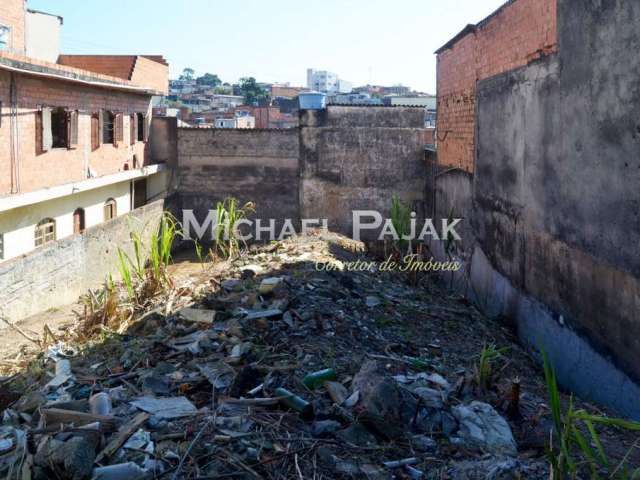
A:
[175,128,300,236]
[300,106,427,238]
[470,0,640,418]
[0,200,164,324]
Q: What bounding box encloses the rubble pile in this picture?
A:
[0,233,589,479]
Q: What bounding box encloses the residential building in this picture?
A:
[328,92,382,105]
[382,95,436,109]
[306,68,352,94]
[270,84,308,99]
[0,0,169,262]
[214,115,255,129]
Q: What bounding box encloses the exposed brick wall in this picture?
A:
[130,56,169,95]
[0,69,153,195]
[0,0,25,55]
[436,0,557,172]
[58,55,168,94]
[57,55,137,80]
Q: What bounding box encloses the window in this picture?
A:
[51,108,68,148]
[130,113,136,145]
[36,107,78,153]
[35,218,56,247]
[73,208,85,234]
[0,26,10,50]
[102,110,115,144]
[103,198,117,221]
[137,113,145,142]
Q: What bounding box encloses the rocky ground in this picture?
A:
[0,232,638,479]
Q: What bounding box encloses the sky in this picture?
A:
[28,0,507,93]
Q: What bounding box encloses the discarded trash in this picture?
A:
[130,396,197,419]
[93,462,149,480]
[302,368,337,390]
[275,387,314,418]
[89,392,112,416]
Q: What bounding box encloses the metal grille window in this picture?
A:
[103,199,117,221]
[35,218,56,247]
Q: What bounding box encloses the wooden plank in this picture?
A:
[94,412,149,464]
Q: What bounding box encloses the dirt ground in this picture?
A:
[0,233,638,478]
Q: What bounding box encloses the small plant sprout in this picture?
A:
[475,343,509,391]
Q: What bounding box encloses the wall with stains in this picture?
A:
[471,0,640,418]
[299,106,427,239]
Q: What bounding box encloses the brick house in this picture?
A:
[0,0,168,262]
[435,0,557,172]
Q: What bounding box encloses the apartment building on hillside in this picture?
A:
[0,0,169,262]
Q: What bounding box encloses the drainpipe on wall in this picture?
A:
[9,73,20,193]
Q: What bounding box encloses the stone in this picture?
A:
[352,361,417,438]
[258,277,282,294]
[35,437,95,480]
[451,401,517,457]
[178,307,216,324]
[365,296,382,307]
[412,387,445,409]
[311,420,342,437]
[411,434,437,452]
[336,423,377,447]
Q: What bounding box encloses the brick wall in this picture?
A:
[176,128,300,231]
[57,55,137,80]
[130,56,169,95]
[0,0,25,54]
[436,0,557,172]
[0,69,153,195]
[58,55,169,94]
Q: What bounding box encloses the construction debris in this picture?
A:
[0,232,635,478]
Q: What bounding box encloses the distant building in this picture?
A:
[328,92,382,105]
[382,95,437,109]
[214,115,255,129]
[384,85,411,95]
[270,84,308,99]
[306,68,352,93]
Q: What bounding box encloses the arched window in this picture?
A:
[73,208,85,234]
[103,198,117,221]
[35,218,56,247]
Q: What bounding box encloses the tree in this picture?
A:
[239,77,269,105]
[196,73,221,87]
[179,68,195,81]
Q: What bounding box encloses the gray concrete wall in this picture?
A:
[469,0,640,418]
[175,128,300,236]
[0,200,165,325]
[300,106,427,238]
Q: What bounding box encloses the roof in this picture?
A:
[26,8,64,24]
[434,0,518,54]
[57,55,168,79]
[0,51,161,95]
